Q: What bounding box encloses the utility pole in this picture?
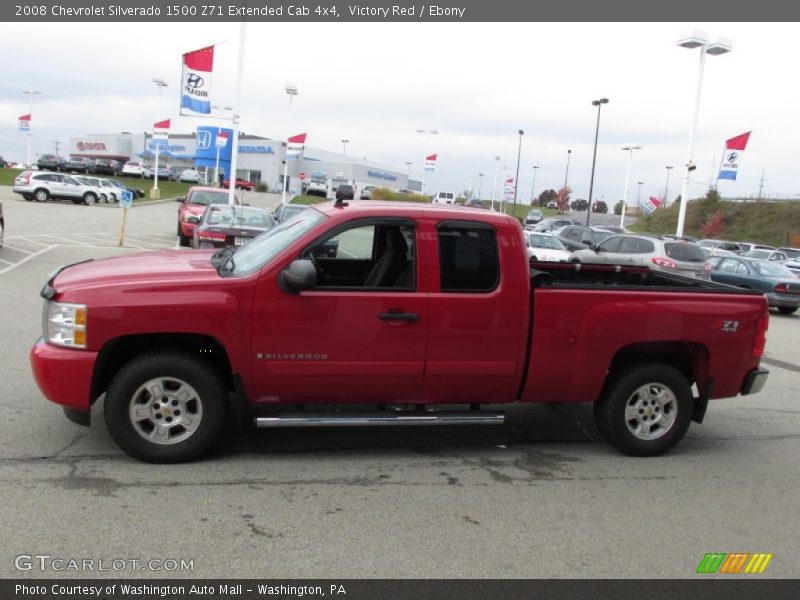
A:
[757,170,766,200]
[53,140,60,156]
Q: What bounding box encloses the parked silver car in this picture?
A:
[569,233,711,280]
[13,171,101,205]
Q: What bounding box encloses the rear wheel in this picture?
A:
[104,352,227,463]
[778,306,798,315]
[83,192,97,206]
[594,363,693,457]
[33,188,49,203]
[178,222,191,246]
[0,221,4,249]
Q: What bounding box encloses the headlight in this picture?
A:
[183,213,197,222]
[44,302,87,348]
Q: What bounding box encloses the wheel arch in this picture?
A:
[602,341,710,399]
[91,333,235,406]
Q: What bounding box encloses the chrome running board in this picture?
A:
[253,410,505,428]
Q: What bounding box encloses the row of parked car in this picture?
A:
[34,155,204,183]
[12,171,146,205]
[523,220,800,314]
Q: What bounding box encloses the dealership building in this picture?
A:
[68,128,418,195]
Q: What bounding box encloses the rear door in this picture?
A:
[423,220,528,403]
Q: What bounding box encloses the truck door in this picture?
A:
[250,217,428,404]
[423,220,528,403]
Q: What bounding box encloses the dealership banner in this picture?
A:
[640,195,662,215]
[216,130,229,148]
[181,45,214,115]
[286,132,307,159]
[150,119,170,151]
[18,114,31,132]
[424,153,437,172]
[503,177,515,198]
[718,131,751,181]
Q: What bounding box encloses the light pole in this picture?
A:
[416,128,438,195]
[563,149,572,190]
[21,89,41,167]
[490,156,500,211]
[478,173,484,200]
[585,98,609,226]
[513,129,524,215]
[530,165,539,205]
[341,139,349,156]
[619,143,642,229]
[637,181,644,205]
[675,31,732,236]
[405,161,412,172]
[664,165,674,205]
[281,83,298,204]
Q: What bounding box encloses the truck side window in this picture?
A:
[437,222,499,293]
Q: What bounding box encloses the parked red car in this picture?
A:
[223,178,255,190]
[176,186,232,246]
[31,202,769,462]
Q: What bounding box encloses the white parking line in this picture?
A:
[7,236,52,246]
[0,257,13,265]
[0,243,34,254]
[44,235,94,246]
[0,245,57,275]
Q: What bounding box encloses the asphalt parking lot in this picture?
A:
[0,187,798,579]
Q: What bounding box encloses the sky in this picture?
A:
[0,21,798,205]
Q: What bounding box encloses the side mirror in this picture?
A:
[176,197,185,203]
[186,215,199,224]
[590,244,598,252]
[278,259,317,294]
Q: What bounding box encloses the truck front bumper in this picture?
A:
[30,338,98,420]
[741,367,769,395]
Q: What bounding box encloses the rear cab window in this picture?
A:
[665,242,707,262]
[437,221,499,292]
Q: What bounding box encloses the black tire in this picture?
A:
[83,193,97,206]
[594,363,693,457]
[33,188,50,203]
[178,224,191,247]
[104,352,227,463]
[0,220,4,249]
[22,194,33,201]
[778,306,798,315]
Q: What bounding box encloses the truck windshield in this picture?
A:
[230,207,327,277]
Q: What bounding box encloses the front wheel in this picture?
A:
[778,306,798,315]
[104,352,227,463]
[594,363,693,457]
[83,193,97,206]
[34,188,50,203]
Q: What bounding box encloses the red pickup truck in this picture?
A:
[30,202,770,463]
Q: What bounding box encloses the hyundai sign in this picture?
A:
[367,169,398,182]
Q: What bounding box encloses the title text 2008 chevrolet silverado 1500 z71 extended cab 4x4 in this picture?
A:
[30,202,770,462]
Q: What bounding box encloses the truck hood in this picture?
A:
[52,250,219,292]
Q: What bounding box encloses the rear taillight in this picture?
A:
[752,313,769,357]
[774,283,787,293]
[198,231,226,241]
[652,257,677,269]
[704,263,712,273]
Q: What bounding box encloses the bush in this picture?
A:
[370,188,431,203]
[255,182,268,192]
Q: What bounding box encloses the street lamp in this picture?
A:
[664,165,674,206]
[21,89,41,167]
[341,139,349,156]
[637,181,644,205]
[490,156,500,211]
[675,31,732,236]
[563,149,572,190]
[478,173,484,200]
[405,161,412,172]
[586,98,609,226]
[152,78,168,113]
[513,129,524,215]
[530,165,540,205]
[619,143,642,229]
[281,83,299,204]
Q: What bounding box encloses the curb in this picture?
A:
[97,197,179,208]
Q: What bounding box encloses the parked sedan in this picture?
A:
[63,157,95,174]
[193,205,275,249]
[525,232,571,262]
[36,154,65,172]
[570,233,711,280]
[107,178,145,198]
[530,217,581,233]
[555,225,614,252]
[273,202,311,223]
[744,249,789,262]
[524,209,543,226]
[179,169,202,183]
[93,159,122,175]
[709,256,800,314]
[223,178,255,190]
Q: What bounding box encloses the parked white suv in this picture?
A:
[432,191,455,205]
[13,171,102,205]
[121,161,152,178]
[306,178,329,198]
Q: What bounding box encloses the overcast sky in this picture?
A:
[0,22,797,203]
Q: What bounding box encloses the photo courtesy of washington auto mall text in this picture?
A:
[1,0,800,599]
